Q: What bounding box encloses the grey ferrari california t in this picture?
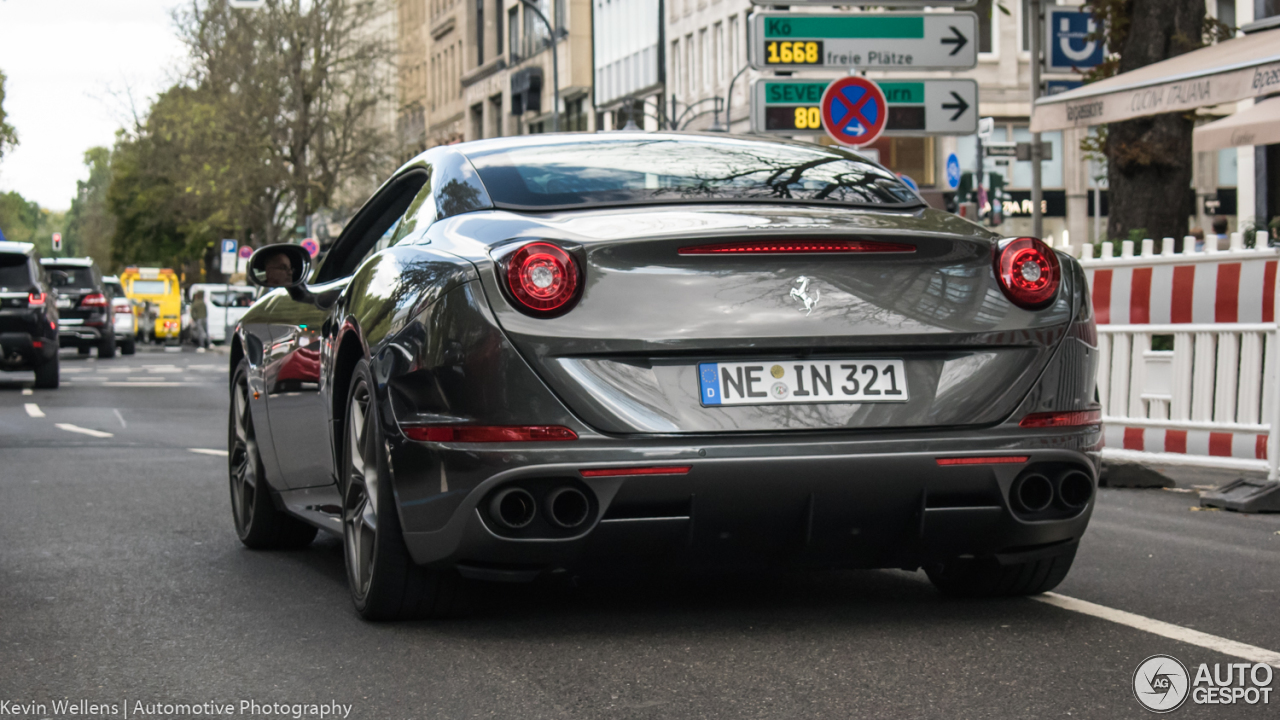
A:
[229,133,1100,620]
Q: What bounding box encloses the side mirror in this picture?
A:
[247,244,312,290]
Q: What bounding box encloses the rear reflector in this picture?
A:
[1019,410,1103,428]
[402,425,578,442]
[678,239,916,255]
[936,456,1029,466]
[579,465,692,478]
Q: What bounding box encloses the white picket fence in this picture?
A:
[1056,231,1279,479]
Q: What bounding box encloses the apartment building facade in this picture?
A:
[651,0,1264,246]
[398,0,597,159]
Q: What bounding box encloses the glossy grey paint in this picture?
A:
[229,135,1099,578]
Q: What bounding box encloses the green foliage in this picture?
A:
[0,191,64,255]
[64,147,117,269]
[0,68,18,161]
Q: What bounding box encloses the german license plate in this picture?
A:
[56,296,73,309]
[698,359,908,406]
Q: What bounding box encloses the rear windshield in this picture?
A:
[0,254,32,290]
[131,280,170,295]
[464,136,922,210]
[45,265,95,289]
[105,281,126,297]
[209,291,255,307]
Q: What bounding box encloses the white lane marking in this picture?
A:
[101,382,189,387]
[23,403,45,418]
[113,409,127,428]
[55,423,114,438]
[21,388,33,396]
[1035,592,1280,669]
[164,346,181,353]
[189,448,229,457]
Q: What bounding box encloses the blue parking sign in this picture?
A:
[1046,7,1104,74]
[222,239,238,255]
[945,153,961,190]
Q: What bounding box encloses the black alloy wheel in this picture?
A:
[228,359,316,549]
[342,359,463,620]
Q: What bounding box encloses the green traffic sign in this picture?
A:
[748,12,978,71]
[751,78,978,136]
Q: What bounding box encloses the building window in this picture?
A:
[671,39,681,97]
[862,136,937,188]
[555,0,566,33]
[977,0,995,55]
[1020,0,1032,52]
[564,97,586,131]
[495,0,504,57]
[728,15,739,76]
[713,22,723,90]
[698,28,708,92]
[1215,0,1236,27]
[476,0,484,65]
[509,6,520,63]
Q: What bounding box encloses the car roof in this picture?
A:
[0,241,36,257]
[103,275,121,283]
[40,257,95,267]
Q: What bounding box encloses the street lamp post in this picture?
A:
[519,0,559,132]
[1029,0,1044,238]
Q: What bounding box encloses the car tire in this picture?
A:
[925,544,1077,598]
[342,359,464,621]
[33,354,59,390]
[121,338,136,356]
[229,359,318,550]
[98,332,116,359]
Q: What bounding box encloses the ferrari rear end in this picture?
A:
[382,135,1099,596]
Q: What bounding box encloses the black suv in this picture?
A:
[40,257,116,358]
[0,242,61,388]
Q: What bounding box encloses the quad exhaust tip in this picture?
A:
[1013,473,1054,513]
[1057,470,1093,509]
[489,488,537,529]
[545,487,591,529]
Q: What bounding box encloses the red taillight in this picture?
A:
[679,239,916,255]
[401,425,579,442]
[579,466,692,477]
[1019,409,1103,428]
[994,237,1060,309]
[935,456,1029,466]
[503,242,580,315]
[27,292,46,307]
[32,340,43,349]
[80,293,108,308]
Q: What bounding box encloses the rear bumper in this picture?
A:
[389,426,1100,573]
[0,331,57,368]
[57,321,105,346]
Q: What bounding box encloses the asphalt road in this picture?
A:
[2,345,1279,719]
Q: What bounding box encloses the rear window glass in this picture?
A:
[209,291,255,307]
[464,136,921,210]
[45,265,95,288]
[0,254,32,290]
[105,281,125,296]
[131,280,169,295]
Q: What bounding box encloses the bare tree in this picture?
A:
[177,0,398,245]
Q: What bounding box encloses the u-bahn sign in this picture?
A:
[751,78,979,137]
[748,12,978,71]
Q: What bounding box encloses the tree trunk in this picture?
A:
[1105,0,1205,246]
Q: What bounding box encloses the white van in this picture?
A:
[187,284,257,343]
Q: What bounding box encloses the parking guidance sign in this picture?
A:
[752,78,978,136]
[749,12,978,71]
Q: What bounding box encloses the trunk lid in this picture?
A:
[465,205,1074,435]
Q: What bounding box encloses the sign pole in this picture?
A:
[1030,0,1044,239]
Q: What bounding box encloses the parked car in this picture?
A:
[0,242,61,388]
[187,283,256,344]
[103,275,138,355]
[228,134,1100,621]
[39,257,115,358]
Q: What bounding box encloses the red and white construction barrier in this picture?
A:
[1069,233,1280,477]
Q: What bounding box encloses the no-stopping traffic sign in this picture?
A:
[820,76,888,146]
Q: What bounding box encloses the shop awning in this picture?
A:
[1030,27,1280,132]
[1193,96,1280,152]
